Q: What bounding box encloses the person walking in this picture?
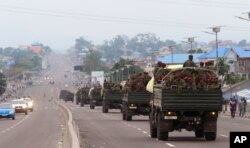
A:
[238,98,245,117]
[229,98,237,118]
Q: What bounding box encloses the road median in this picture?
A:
[55,100,80,148]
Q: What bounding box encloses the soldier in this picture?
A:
[183,55,197,67]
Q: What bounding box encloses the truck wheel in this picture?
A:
[195,129,204,138]
[90,104,95,109]
[81,102,84,107]
[205,132,216,141]
[12,116,15,120]
[157,114,168,140]
[125,106,132,121]
[103,107,108,113]
[150,112,157,138]
[122,112,126,120]
[76,100,79,105]
[25,110,28,115]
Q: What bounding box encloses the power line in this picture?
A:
[0,5,250,32]
[146,0,250,9]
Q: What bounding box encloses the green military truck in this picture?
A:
[102,89,123,113]
[149,67,223,141]
[122,90,151,121]
[89,87,102,109]
[59,90,74,102]
[75,87,90,107]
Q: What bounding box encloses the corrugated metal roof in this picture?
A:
[199,47,230,59]
[157,53,203,64]
[232,47,250,58]
[199,47,250,59]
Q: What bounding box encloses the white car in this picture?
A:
[20,97,34,112]
[12,99,28,115]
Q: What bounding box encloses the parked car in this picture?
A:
[12,99,28,115]
[0,103,15,120]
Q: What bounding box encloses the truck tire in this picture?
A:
[76,100,79,105]
[25,110,28,115]
[195,129,204,138]
[125,105,132,121]
[150,112,157,138]
[122,111,126,120]
[157,114,168,141]
[90,104,95,109]
[81,102,84,107]
[205,132,216,141]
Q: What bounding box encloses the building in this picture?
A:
[199,47,250,79]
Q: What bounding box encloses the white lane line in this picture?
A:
[127,124,131,127]
[132,126,137,129]
[142,131,148,134]
[165,143,175,147]
[148,134,151,137]
[220,134,228,138]
[137,128,142,131]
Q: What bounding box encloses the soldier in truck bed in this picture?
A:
[183,54,197,67]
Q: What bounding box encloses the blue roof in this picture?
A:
[232,47,250,58]
[199,47,250,59]
[199,47,230,59]
[157,53,203,64]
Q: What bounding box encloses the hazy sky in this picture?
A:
[0,0,250,51]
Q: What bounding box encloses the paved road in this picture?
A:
[0,84,66,148]
[62,101,249,148]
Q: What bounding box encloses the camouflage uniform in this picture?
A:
[183,60,197,67]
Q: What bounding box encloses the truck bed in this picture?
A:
[104,91,123,101]
[123,91,151,104]
[153,86,223,111]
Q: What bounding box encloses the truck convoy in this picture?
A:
[122,72,151,121]
[149,63,223,141]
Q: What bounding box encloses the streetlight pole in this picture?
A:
[212,27,221,75]
[188,37,195,54]
[168,45,174,64]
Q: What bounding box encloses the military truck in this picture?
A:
[102,89,123,113]
[122,72,152,121]
[122,90,151,121]
[59,90,74,102]
[89,87,102,109]
[149,67,223,141]
[76,87,90,107]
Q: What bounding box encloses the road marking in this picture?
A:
[148,134,151,137]
[142,131,148,134]
[137,128,142,131]
[132,126,137,129]
[220,134,228,138]
[127,124,131,127]
[165,143,175,147]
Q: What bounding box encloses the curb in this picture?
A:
[222,80,250,93]
[56,101,80,148]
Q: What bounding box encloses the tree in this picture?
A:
[0,72,6,96]
[237,39,247,47]
[216,58,230,83]
[75,37,92,51]
[83,50,103,74]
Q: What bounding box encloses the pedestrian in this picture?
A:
[243,98,247,117]
[238,98,245,117]
[229,98,236,118]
